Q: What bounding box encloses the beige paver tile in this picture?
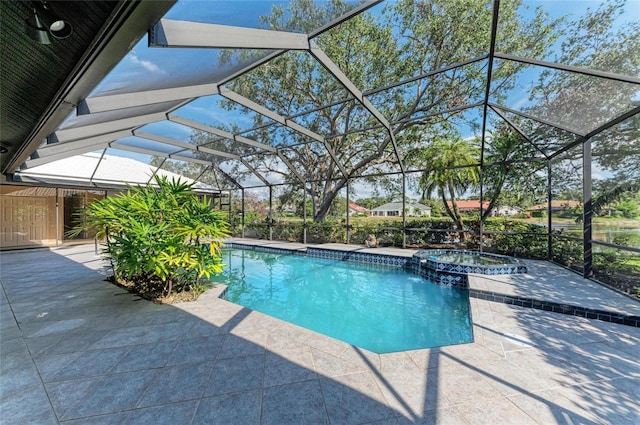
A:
[373,367,451,418]
[556,377,640,424]
[320,371,397,425]
[460,397,538,425]
[396,407,472,425]
[310,347,369,377]
[508,388,602,425]
[264,347,317,387]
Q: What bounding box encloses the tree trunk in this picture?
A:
[311,178,347,222]
[447,182,466,240]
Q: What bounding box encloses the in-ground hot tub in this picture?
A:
[412,249,527,288]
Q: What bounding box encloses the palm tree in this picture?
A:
[481,127,536,221]
[412,137,480,239]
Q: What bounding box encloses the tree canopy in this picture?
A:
[156,0,637,224]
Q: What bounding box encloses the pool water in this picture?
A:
[432,253,509,266]
[216,248,473,354]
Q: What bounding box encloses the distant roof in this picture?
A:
[348,202,369,212]
[371,202,431,212]
[530,200,582,210]
[11,152,217,192]
[447,200,490,210]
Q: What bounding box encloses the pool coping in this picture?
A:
[225,240,640,328]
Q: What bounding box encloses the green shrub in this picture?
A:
[71,176,230,300]
[306,221,343,243]
[551,235,583,269]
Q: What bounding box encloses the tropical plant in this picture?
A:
[70,175,230,300]
[410,137,480,239]
[481,126,546,221]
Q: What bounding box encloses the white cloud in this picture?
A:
[127,51,165,74]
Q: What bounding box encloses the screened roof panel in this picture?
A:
[205,166,242,190]
[200,134,264,156]
[319,0,492,88]
[494,108,579,156]
[173,96,278,132]
[490,60,640,136]
[136,121,194,142]
[241,125,310,149]
[345,128,401,176]
[91,49,276,96]
[218,151,280,187]
[484,108,547,161]
[166,0,364,32]
[171,149,219,162]
[496,0,640,77]
[156,158,211,182]
[278,142,344,181]
[243,154,289,185]
[226,50,352,119]
[591,114,640,180]
[102,149,156,167]
[173,96,274,133]
[367,61,487,124]
[289,99,378,138]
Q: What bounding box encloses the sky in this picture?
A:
[56,0,639,196]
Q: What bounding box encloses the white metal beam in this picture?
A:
[33,129,133,158]
[79,84,220,114]
[133,131,241,160]
[150,20,310,50]
[24,143,109,168]
[167,114,278,153]
[24,129,134,168]
[54,111,168,143]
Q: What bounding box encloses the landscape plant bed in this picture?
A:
[107,274,210,304]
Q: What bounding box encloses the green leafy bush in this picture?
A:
[71,176,230,300]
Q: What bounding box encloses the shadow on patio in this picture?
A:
[1,244,637,424]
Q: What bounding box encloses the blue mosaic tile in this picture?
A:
[469,289,639,328]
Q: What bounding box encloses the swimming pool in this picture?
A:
[412,249,527,287]
[216,248,473,354]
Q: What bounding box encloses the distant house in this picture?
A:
[281,204,296,214]
[529,200,582,212]
[445,200,521,216]
[371,202,431,217]
[493,205,523,216]
[348,202,369,216]
[446,200,490,212]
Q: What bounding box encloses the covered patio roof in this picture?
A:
[2,0,638,191]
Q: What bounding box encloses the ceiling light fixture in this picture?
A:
[25,7,51,44]
[25,1,73,44]
[39,1,73,39]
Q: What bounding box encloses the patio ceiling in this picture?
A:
[2,0,639,190]
[0,0,177,175]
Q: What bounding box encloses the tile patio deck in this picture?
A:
[1,241,639,424]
